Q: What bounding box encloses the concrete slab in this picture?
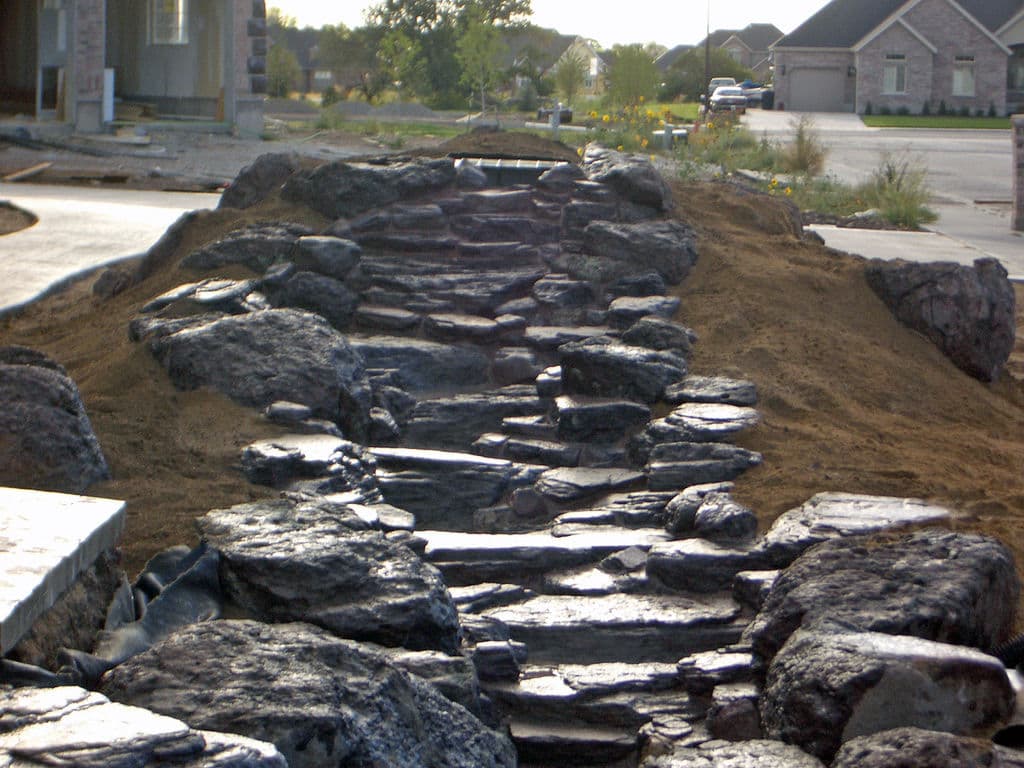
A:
[808,224,1024,281]
[0,183,218,315]
[0,487,125,655]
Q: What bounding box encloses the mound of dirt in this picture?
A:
[1,167,1022,627]
[0,201,37,236]
[439,129,580,162]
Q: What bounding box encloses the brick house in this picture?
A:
[700,24,784,81]
[506,28,608,100]
[0,0,267,134]
[771,0,1024,114]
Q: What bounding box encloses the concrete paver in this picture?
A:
[0,487,125,654]
[0,183,218,314]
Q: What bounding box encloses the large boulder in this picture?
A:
[179,223,311,273]
[581,146,673,211]
[744,529,1020,663]
[831,727,1024,768]
[218,151,302,209]
[643,740,825,767]
[264,269,359,329]
[349,335,490,393]
[865,257,1015,381]
[147,309,372,439]
[0,685,286,767]
[197,497,459,653]
[559,337,687,403]
[0,346,109,493]
[101,620,517,768]
[282,158,457,219]
[582,219,697,285]
[761,626,1014,762]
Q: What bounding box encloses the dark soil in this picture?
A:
[1,132,1022,624]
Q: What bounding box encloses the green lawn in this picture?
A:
[861,115,1011,129]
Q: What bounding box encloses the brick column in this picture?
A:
[1014,115,1024,232]
[72,0,105,132]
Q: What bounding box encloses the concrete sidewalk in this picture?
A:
[0,183,218,314]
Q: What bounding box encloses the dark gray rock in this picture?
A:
[608,271,668,299]
[526,326,614,350]
[141,278,265,315]
[349,335,489,392]
[460,189,534,214]
[148,309,372,439]
[102,620,516,768]
[281,158,457,219]
[482,593,743,663]
[449,583,535,614]
[492,347,542,385]
[643,443,762,491]
[648,539,774,593]
[561,201,619,239]
[665,375,757,406]
[761,626,1014,762]
[761,492,953,567]
[266,270,358,329]
[693,493,758,543]
[239,434,379,499]
[197,497,459,653]
[0,686,287,767]
[475,433,582,467]
[218,151,301,209]
[621,316,697,355]
[380,647,482,715]
[865,257,1016,381]
[832,727,1024,768]
[451,214,558,244]
[663,482,735,535]
[608,296,681,328]
[745,529,1020,663]
[291,235,362,280]
[0,346,109,493]
[404,386,546,449]
[354,304,422,332]
[471,640,529,681]
[583,219,697,285]
[707,682,762,741]
[676,649,755,695]
[532,274,596,308]
[555,394,651,443]
[535,467,645,503]
[644,740,825,767]
[180,223,311,272]
[455,161,489,188]
[642,403,760,444]
[733,570,779,612]
[352,203,448,232]
[560,336,687,403]
[537,162,585,191]
[581,146,673,210]
[370,448,514,529]
[424,313,503,343]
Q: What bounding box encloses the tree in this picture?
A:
[266,44,301,98]
[316,24,385,100]
[267,7,297,29]
[554,50,587,106]
[658,47,754,103]
[456,7,507,112]
[377,29,426,98]
[604,44,658,107]
[367,0,531,32]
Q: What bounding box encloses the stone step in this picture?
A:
[554,395,651,444]
[450,214,560,245]
[552,491,675,530]
[420,528,671,586]
[480,592,746,663]
[524,326,618,351]
[502,415,559,441]
[511,720,637,767]
[403,387,546,449]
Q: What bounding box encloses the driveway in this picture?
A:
[0,184,218,313]
[740,109,1022,276]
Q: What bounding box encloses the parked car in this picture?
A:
[536,105,573,124]
[708,86,748,114]
[738,80,767,107]
[707,77,737,94]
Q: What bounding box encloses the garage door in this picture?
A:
[788,68,847,112]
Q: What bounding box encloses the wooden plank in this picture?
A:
[2,162,53,182]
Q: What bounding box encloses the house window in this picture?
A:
[150,0,188,45]
[952,56,975,97]
[883,54,907,94]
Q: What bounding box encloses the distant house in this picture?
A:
[0,0,267,134]
[771,0,1024,114]
[270,25,333,96]
[505,27,608,98]
[694,23,784,80]
[655,45,694,73]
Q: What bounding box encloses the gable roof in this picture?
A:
[500,26,577,71]
[655,44,694,72]
[736,23,785,51]
[775,0,1024,48]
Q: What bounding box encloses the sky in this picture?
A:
[271,0,829,48]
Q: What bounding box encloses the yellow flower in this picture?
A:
[706,121,714,130]
[641,137,649,148]
[646,110,654,119]
[769,177,778,187]
[577,146,584,157]
[617,144,624,151]
[650,154,656,162]
[785,186,793,196]
[602,114,610,123]
[638,95,645,103]
[589,110,598,119]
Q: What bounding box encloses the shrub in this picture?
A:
[863,152,935,228]
[879,105,892,116]
[896,106,910,116]
[864,101,873,115]
[959,106,970,117]
[938,100,947,115]
[988,102,997,118]
[921,101,930,116]
[321,86,341,108]
[780,115,826,175]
